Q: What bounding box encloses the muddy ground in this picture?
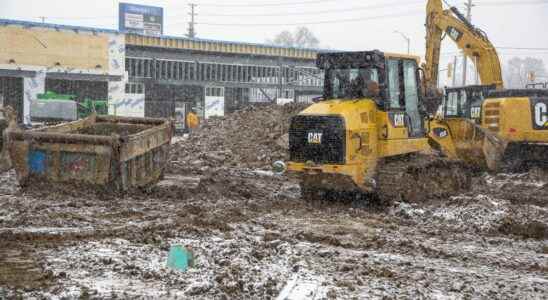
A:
[1,105,547,299]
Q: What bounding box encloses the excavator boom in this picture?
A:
[425,0,503,90]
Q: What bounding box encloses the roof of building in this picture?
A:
[0,18,325,59]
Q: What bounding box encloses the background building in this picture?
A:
[0,18,323,124]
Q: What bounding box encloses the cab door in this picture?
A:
[402,60,424,137]
[385,58,424,138]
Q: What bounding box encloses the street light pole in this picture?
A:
[394,30,410,54]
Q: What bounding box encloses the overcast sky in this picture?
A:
[2,0,548,85]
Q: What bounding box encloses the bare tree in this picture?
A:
[268,27,321,48]
[293,27,320,48]
[270,30,294,47]
[504,57,547,88]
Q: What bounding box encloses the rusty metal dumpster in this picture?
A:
[6,114,173,191]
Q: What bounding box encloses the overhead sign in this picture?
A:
[119,3,163,36]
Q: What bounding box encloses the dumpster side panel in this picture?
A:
[9,140,113,186]
[118,144,169,190]
[119,122,172,161]
[116,122,172,190]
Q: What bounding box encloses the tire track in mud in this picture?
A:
[1,103,547,298]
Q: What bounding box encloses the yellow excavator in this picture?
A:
[424,0,548,171]
[280,50,469,203]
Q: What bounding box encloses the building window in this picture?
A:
[125,58,130,73]
[206,86,224,97]
[143,60,150,78]
[178,62,183,80]
[189,63,195,80]
[167,61,172,79]
[125,83,145,94]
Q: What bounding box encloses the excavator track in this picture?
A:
[376,153,470,205]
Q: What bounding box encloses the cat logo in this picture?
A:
[307,132,323,144]
[446,26,463,42]
[470,107,481,119]
[433,127,448,138]
[393,113,405,127]
[533,101,548,129]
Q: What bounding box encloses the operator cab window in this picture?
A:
[386,59,401,109]
[445,91,459,117]
[327,67,379,99]
[444,90,469,118]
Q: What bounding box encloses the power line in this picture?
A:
[497,47,548,51]
[8,1,421,21]
[194,1,423,17]
[192,0,547,7]
[17,0,547,21]
[190,11,423,26]
[476,0,548,6]
[189,0,337,7]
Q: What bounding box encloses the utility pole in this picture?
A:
[188,3,197,38]
[461,0,474,85]
[39,16,46,23]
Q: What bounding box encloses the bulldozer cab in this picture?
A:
[443,85,496,123]
[317,50,425,137]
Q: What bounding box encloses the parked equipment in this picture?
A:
[32,92,78,123]
[31,91,108,123]
[5,113,173,191]
[424,0,548,171]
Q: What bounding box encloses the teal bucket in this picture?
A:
[167,245,194,272]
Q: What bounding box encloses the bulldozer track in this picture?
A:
[376,153,471,205]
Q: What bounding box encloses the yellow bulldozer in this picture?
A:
[281,50,469,203]
[424,0,548,171]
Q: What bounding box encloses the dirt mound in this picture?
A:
[498,217,548,240]
[171,103,309,172]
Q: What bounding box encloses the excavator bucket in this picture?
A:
[461,118,508,171]
[0,106,16,172]
[482,134,506,171]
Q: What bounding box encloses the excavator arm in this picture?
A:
[424,0,503,91]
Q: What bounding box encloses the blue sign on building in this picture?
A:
[119,3,163,36]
